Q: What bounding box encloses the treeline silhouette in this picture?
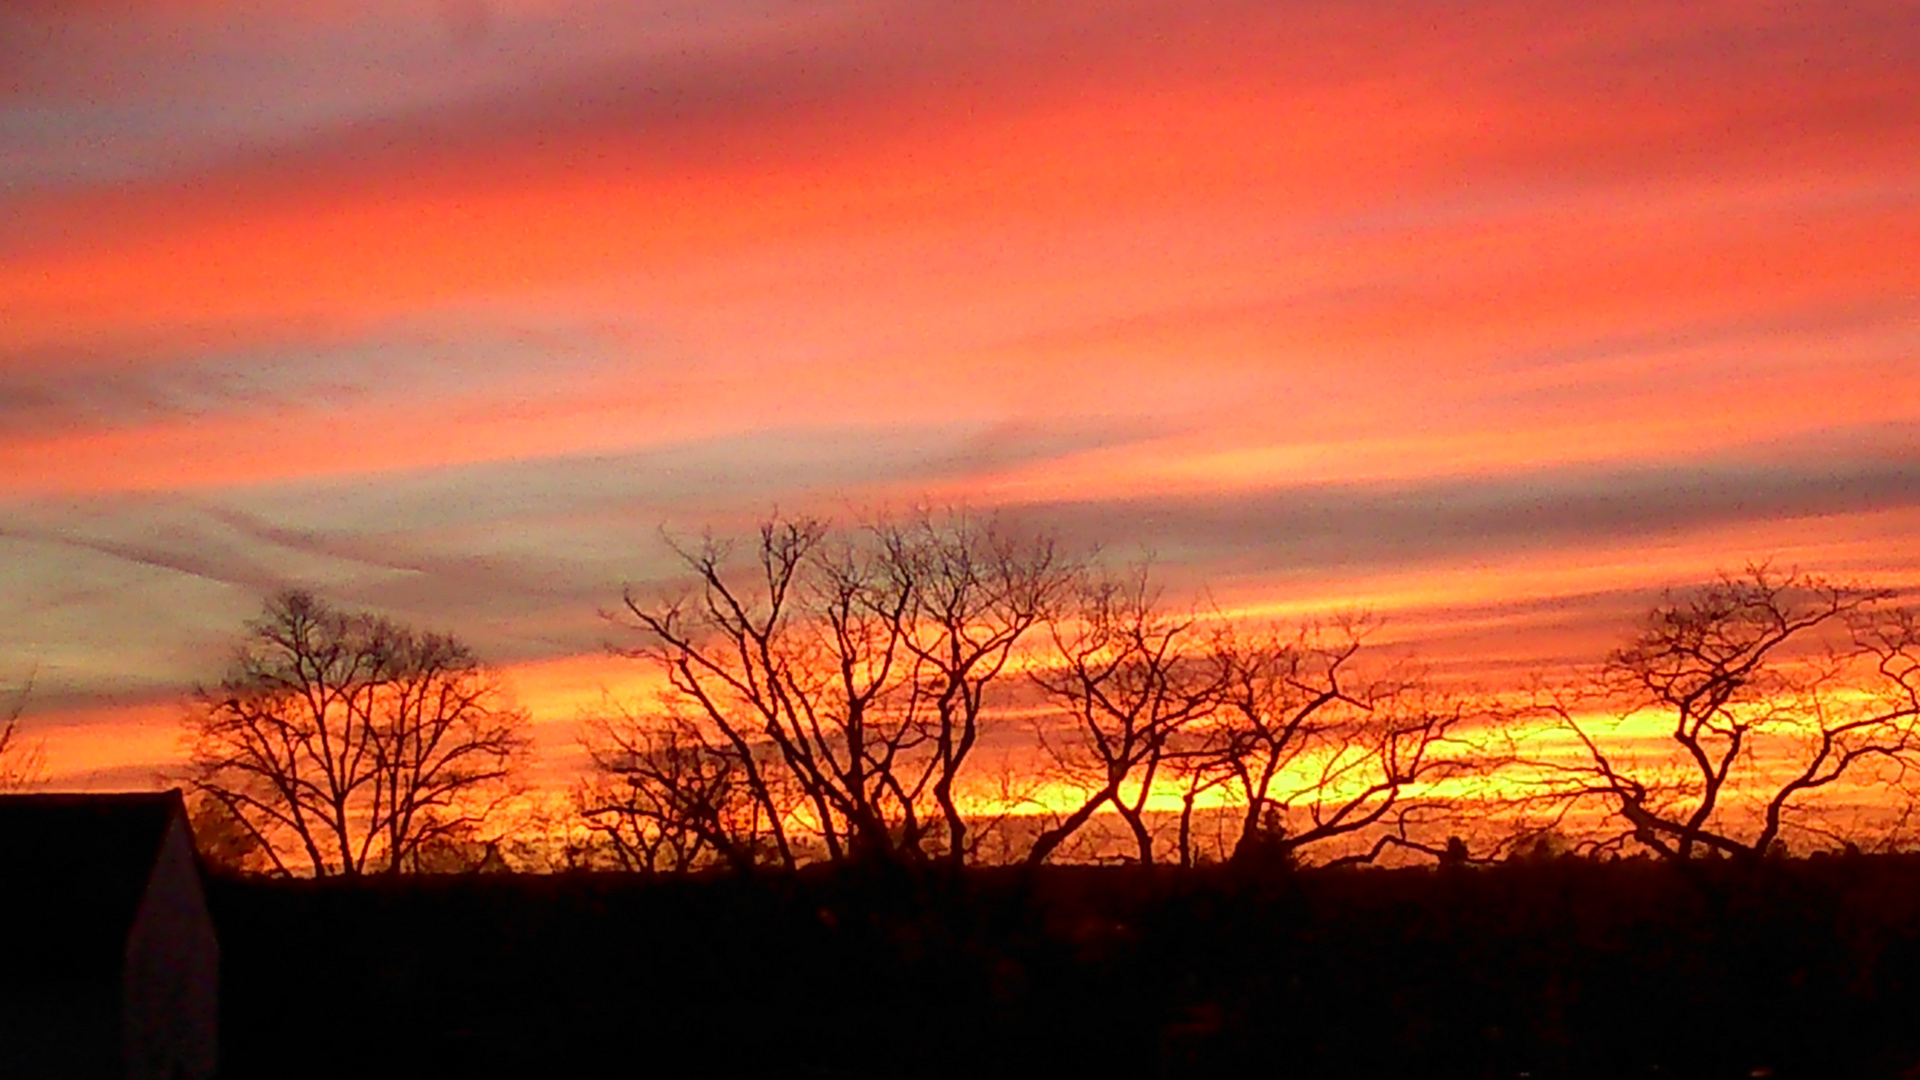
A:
[184,511,1920,875]
[205,854,1920,1079]
[160,512,1920,1076]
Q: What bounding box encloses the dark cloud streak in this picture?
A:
[0,317,627,435]
[1010,451,1920,581]
[13,437,1916,694]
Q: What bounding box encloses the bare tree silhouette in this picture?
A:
[187,590,531,876]
[1024,583,1486,869]
[1195,619,1485,868]
[1524,565,1920,859]
[604,511,1072,869]
[873,511,1075,864]
[1026,567,1222,866]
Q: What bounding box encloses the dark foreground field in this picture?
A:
[209,856,1920,1079]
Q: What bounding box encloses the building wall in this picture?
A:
[124,814,220,1080]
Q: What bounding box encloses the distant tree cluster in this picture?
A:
[579,513,1076,871]
[182,515,1920,876]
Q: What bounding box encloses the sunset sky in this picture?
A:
[4,0,1917,790]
